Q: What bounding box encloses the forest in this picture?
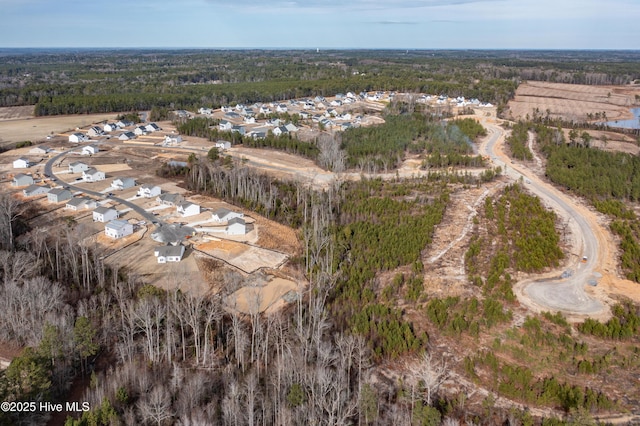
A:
[340,111,485,172]
[1,50,638,117]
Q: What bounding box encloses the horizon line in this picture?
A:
[1,47,640,52]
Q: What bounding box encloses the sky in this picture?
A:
[0,0,637,49]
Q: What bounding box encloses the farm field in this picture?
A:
[506,81,640,123]
[0,106,118,148]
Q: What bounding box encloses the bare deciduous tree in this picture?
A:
[410,352,449,406]
[317,133,346,173]
[138,385,174,426]
[0,193,24,251]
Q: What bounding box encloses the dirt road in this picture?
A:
[480,120,612,319]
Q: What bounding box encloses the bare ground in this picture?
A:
[0,108,118,147]
[422,180,505,297]
[506,81,640,123]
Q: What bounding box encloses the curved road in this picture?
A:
[45,150,165,226]
[479,121,605,316]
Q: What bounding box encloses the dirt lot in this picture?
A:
[0,107,118,148]
[195,239,288,274]
[225,277,298,314]
[506,81,640,123]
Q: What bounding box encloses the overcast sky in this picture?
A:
[1,0,637,49]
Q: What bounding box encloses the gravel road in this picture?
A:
[479,121,606,317]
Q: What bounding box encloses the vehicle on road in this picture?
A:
[582,256,588,263]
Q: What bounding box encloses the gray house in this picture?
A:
[93,206,119,223]
[11,173,34,187]
[69,161,89,174]
[47,188,73,204]
[23,184,50,197]
[66,197,96,211]
[157,193,184,206]
[119,131,137,141]
[111,177,136,190]
[154,245,186,263]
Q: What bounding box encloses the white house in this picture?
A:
[157,193,184,206]
[137,184,162,198]
[23,184,50,197]
[259,106,271,114]
[69,161,89,174]
[134,126,147,136]
[164,135,182,145]
[111,177,136,190]
[212,208,244,223]
[66,197,92,211]
[116,120,134,128]
[93,206,119,223]
[87,126,104,138]
[13,157,31,168]
[47,188,72,204]
[82,145,100,155]
[215,141,231,150]
[219,120,233,131]
[69,133,87,143]
[105,219,133,239]
[104,123,119,133]
[119,131,136,141]
[243,116,256,124]
[199,107,213,115]
[272,126,288,137]
[82,167,106,182]
[12,174,34,187]
[145,123,162,132]
[29,145,51,155]
[284,123,298,132]
[154,245,186,263]
[177,201,200,217]
[276,104,288,113]
[226,217,246,235]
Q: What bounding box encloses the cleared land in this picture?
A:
[0,107,118,148]
[225,277,298,314]
[507,81,640,123]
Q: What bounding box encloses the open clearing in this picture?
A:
[225,277,298,314]
[507,81,640,123]
[195,240,288,274]
[0,107,118,147]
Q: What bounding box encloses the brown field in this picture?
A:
[507,81,640,123]
[0,107,118,147]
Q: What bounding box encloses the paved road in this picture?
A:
[479,121,604,316]
[45,150,164,225]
